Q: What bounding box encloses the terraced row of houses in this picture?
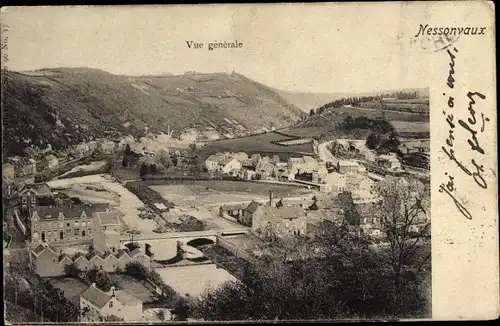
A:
[206,152,328,183]
[29,243,151,277]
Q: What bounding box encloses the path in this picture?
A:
[317,140,336,163]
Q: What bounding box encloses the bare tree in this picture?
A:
[375,176,431,314]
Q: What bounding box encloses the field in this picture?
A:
[390,120,430,134]
[149,180,315,206]
[49,277,89,305]
[155,264,238,297]
[197,131,315,161]
[279,126,331,138]
[48,174,160,236]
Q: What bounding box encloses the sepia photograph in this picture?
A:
[1,3,497,323]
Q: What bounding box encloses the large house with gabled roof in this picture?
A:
[80,283,143,322]
[29,203,111,244]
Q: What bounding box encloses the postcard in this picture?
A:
[1,2,498,323]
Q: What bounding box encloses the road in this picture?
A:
[121,228,249,242]
[349,105,428,116]
[317,140,336,163]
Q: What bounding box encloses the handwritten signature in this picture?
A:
[440,47,490,220]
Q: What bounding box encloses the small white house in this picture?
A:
[376,154,402,171]
[205,155,242,174]
[80,283,143,322]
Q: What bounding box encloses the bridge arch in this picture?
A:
[187,237,215,247]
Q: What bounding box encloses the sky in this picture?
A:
[2,4,437,93]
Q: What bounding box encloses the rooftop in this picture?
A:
[244,201,262,214]
[81,284,112,309]
[257,205,306,221]
[338,160,359,167]
[19,183,52,196]
[33,203,110,220]
[96,211,120,226]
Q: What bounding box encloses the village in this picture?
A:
[3,119,431,323]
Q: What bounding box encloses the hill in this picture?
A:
[2,68,305,157]
[275,88,429,113]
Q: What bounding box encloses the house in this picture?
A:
[242,169,257,180]
[324,172,347,192]
[75,143,91,155]
[363,150,377,162]
[37,154,59,172]
[251,204,308,238]
[288,156,319,175]
[255,160,276,180]
[202,130,220,141]
[30,203,111,244]
[129,248,151,270]
[376,154,402,171]
[205,154,242,174]
[29,243,64,277]
[399,140,430,154]
[122,150,143,168]
[308,195,339,211]
[30,245,151,277]
[240,201,262,226]
[100,140,117,154]
[15,158,37,177]
[18,182,53,212]
[80,283,143,322]
[276,197,315,209]
[3,163,15,179]
[2,177,14,198]
[180,128,199,143]
[93,211,121,254]
[219,203,246,219]
[337,160,360,174]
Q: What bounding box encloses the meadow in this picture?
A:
[197,131,315,161]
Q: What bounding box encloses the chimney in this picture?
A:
[269,190,274,207]
[110,286,116,296]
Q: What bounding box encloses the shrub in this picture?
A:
[124,261,149,281]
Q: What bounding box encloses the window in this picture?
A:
[88,228,92,235]
[31,197,36,203]
[22,197,27,203]
[66,223,70,227]
[74,228,80,236]
[109,301,113,308]
[75,221,79,227]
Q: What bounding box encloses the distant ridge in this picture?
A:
[2,68,304,157]
[275,88,429,112]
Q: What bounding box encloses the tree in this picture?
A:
[375,176,430,315]
[337,191,361,225]
[124,261,150,281]
[366,133,379,150]
[155,149,172,169]
[122,155,129,167]
[139,162,148,176]
[379,132,400,154]
[82,267,119,292]
[64,262,80,279]
[309,109,315,116]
